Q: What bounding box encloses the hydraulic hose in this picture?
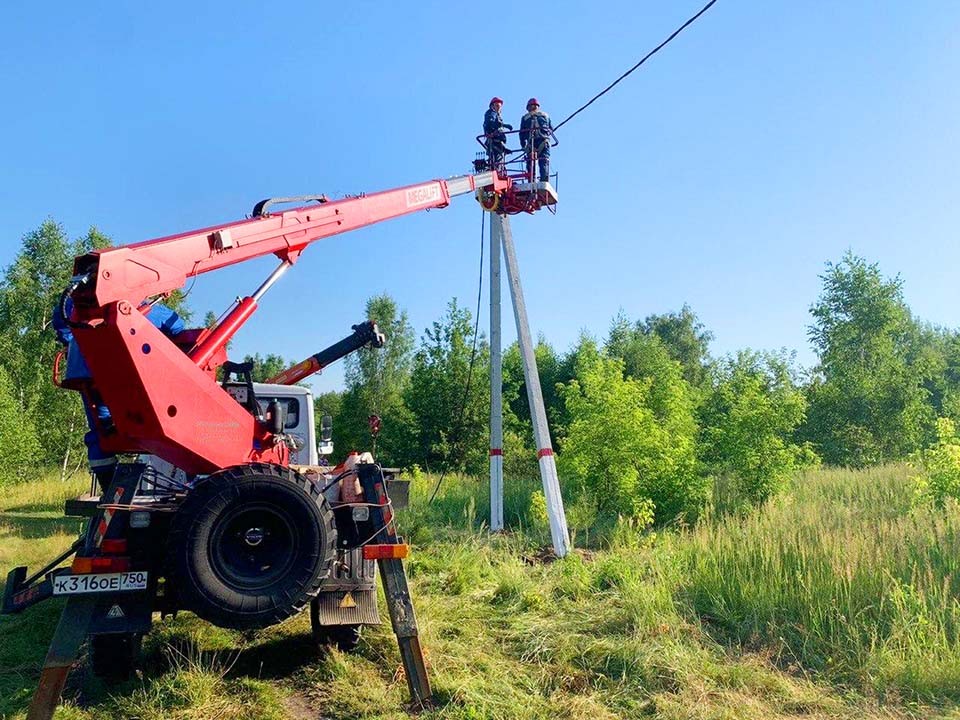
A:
[58,272,92,330]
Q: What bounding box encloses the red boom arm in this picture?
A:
[74,172,505,308]
[68,172,509,475]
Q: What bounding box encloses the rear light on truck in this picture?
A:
[71,556,131,574]
[100,539,128,554]
[362,544,409,560]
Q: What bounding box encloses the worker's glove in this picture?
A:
[504,123,513,130]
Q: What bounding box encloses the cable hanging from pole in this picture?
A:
[428,209,485,504]
[554,0,719,131]
[430,1,718,505]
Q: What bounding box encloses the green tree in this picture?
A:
[559,347,704,523]
[312,389,343,461]
[0,221,111,478]
[909,324,960,433]
[913,417,960,507]
[404,298,489,474]
[805,252,930,466]
[0,366,42,484]
[336,294,415,464]
[499,335,599,481]
[637,304,713,389]
[314,390,343,418]
[605,322,699,427]
[241,353,289,382]
[700,350,815,505]
[502,337,572,448]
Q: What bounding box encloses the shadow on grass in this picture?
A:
[0,512,83,539]
[0,622,332,716]
[3,501,71,515]
[230,633,320,680]
[143,629,322,681]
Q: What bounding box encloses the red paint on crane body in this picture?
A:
[66,173,512,475]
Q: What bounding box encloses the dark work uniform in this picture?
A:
[483,108,511,170]
[519,110,553,181]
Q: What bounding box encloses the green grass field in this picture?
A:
[1,465,959,719]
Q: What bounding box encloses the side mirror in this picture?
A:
[266,400,285,435]
[318,414,334,456]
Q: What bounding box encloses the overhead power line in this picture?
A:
[554,0,719,131]
[431,2,718,503]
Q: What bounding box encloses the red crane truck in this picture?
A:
[2,168,557,717]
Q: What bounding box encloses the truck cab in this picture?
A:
[253,382,321,467]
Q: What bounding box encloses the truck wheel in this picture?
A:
[166,464,336,630]
[90,633,142,684]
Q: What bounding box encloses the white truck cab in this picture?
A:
[252,382,326,466]
[141,382,333,489]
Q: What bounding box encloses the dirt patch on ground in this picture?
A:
[284,690,328,720]
[521,546,595,565]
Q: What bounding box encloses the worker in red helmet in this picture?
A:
[519,97,554,182]
[483,96,512,171]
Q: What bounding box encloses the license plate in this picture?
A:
[52,571,148,595]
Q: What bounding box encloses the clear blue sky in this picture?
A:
[1,1,958,393]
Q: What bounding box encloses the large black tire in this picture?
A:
[166,463,336,630]
[90,633,142,684]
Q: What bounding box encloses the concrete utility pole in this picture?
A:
[489,214,569,557]
[489,214,504,532]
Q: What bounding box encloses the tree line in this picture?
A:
[2,221,959,521]
[314,251,960,521]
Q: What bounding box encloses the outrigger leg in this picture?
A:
[354,463,433,709]
[9,465,149,720]
[378,556,431,707]
[27,596,96,720]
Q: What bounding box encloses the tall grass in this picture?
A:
[1,467,956,717]
[678,464,960,700]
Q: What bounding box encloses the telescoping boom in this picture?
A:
[64,172,510,476]
[267,321,385,386]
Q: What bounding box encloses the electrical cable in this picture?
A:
[428,209,485,504]
[554,0,719,131]
[424,3,718,504]
[352,507,398,548]
[317,469,355,496]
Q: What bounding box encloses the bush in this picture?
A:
[559,352,705,523]
[699,351,815,506]
[0,366,41,483]
[914,417,960,507]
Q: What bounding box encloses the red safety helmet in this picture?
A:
[526,97,539,109]
[489,96,503,107]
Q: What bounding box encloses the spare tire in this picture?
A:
[166,463,336,630]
